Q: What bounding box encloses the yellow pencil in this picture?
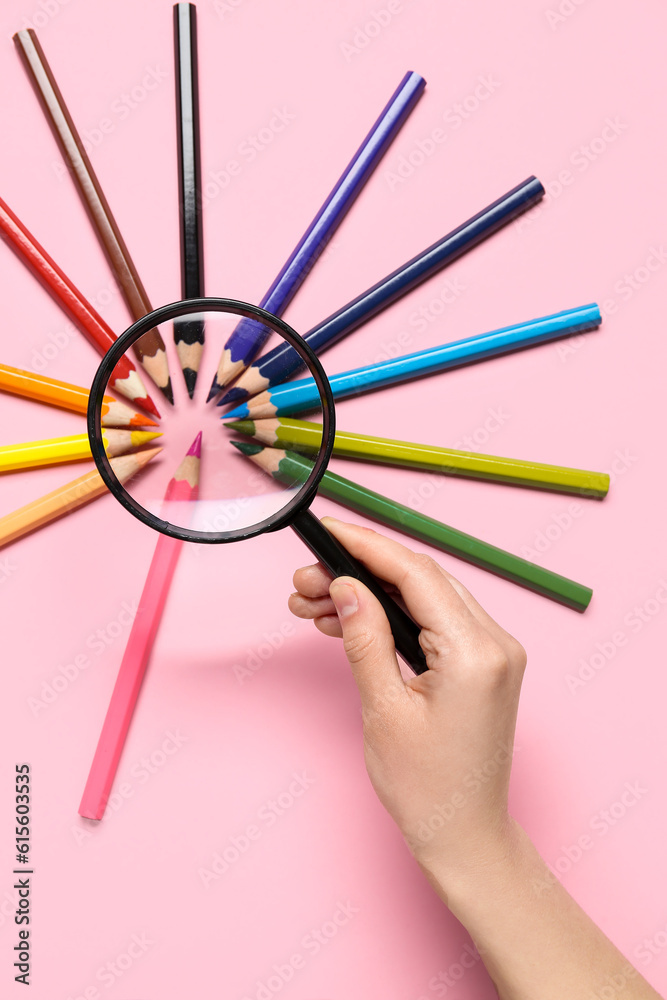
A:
[0,429,162,472]
[226,417,610,498]
[0,448,162,548]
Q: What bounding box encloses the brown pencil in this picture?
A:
[0,447,161,548]
[14,29,174,404]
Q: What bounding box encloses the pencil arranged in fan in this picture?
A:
[219,176,545,405]
[14,29,174,404]
[0,364,158,427]
[0,429,161,473]
[0,197,160,416]
[0,447,161,549]
[79,432,201,821]
[224,303,602,419]
[206,71,426,401]
[226,417,610,498]
[231,442,592,611]
[173,3,205,396]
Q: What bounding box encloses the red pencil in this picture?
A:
[78,432,202,821]
[0,196,160,417]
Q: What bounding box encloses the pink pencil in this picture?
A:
[79,432,202,820]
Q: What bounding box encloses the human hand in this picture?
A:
[288,517,527,890]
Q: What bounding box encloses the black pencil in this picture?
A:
[173,3,205,397]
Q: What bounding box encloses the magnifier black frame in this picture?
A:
[87,297,336,543]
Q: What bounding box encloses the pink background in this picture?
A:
[1,0,666,997]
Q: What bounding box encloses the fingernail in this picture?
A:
[330,582,358,619]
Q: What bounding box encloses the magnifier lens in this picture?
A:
[89,301,330,542]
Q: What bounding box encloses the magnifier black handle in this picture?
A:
[291,509,428,675]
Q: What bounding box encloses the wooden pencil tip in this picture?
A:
[134,446,163,468]
[128,410,160,428]
[186,431,203,458]
[182,368,197,399]
[230,440,263,456]
[206,379,221,403]
[130,430,163,447]
[224,419,254,434]
[160,379,175,406]
[136,394,162,419]
[218,385,248,406]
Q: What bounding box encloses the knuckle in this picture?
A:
[508,638,528,672]
[482,645,511,685]
[411,551,438,576]
[418,628,456,662]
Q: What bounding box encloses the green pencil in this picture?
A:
[226,417,609,498]
[230,441,593,612]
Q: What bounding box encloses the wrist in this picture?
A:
[411,816,531,912]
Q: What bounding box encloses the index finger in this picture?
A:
[321,517,488,668]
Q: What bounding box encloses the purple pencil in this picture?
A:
[206,70,425,401]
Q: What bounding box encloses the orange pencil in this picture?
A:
[0,364,158,427]
[0,447,161,548]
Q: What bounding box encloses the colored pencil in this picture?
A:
[206,71,427,400]
[231,442,592,611]
[0,364,158,427]
[219,176,545,405]
[14,29,174,404]
[0,197,160,416]
[223,304,602,419]
[173,3,205,396]
[226,417,610,498]
[79,433,202,820]
[0,429,161,472]
[0,447,161,548]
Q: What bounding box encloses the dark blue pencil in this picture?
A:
[222,304,602,419]
[206,71,426,401]
[219,176,545,405]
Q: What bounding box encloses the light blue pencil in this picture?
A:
[222,303,601,419]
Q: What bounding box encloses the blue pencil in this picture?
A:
[223,304,601,419]
[219,176,545,405]
[206,71,426,401]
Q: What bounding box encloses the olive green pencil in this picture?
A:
[226,417,609,498]
[230,441,593,612]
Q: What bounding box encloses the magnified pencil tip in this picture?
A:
[221,402,249,421]
[218,386,247,406]
[186,431,203,458]
[160,379,175,406]
[223,419,254,434]
[182,368,198,398]
[206,379,221,403]
[230,440,263,456]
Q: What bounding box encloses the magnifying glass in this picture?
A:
[87,297,427,674]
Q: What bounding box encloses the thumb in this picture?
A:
[329,576,406,711]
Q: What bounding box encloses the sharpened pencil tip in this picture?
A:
[159,379,175,405]
[138,395,162,419]
[222,402,250,421]
[182,368,198,398]
[230,440,263,456]
[224,419,254,434]
[218,385,248,406]
[134,445,164,469]
[129,430,163,447]
[187,431,203,458]
[206,378,221,403]
[127,411,160,428]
